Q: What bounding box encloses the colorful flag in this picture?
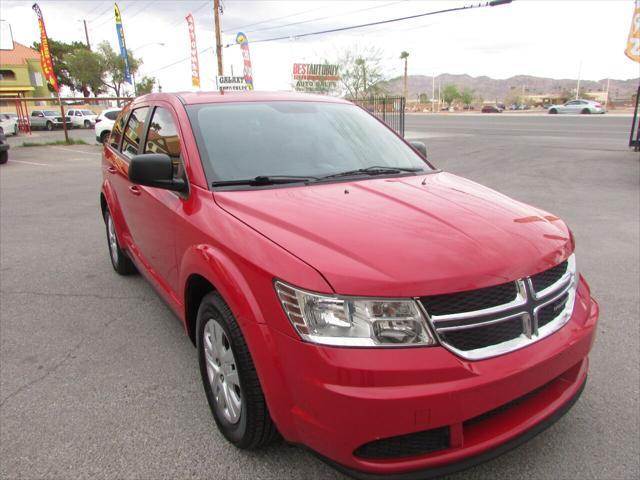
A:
[186,13,200,88]
[114,3,132,84]
[31,3,59,92]
[235,32,254,90]
[625,0,640,63]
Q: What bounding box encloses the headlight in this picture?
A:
[274,281,436,347]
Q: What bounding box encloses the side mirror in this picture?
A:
[409,141,427,159]
[128,153,187,193]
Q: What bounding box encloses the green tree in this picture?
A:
[32,39,89,93]
[442,84,460,108]
[136,76,156,95]
[418,93,429,103]
[96,41,141,98]
[337,46,386,100]
[460,88,475,108]
[65,48,105,97]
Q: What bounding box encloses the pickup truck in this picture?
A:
[30,110,71,130]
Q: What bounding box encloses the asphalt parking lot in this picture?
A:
[1,115,638,479]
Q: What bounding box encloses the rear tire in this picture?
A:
[196,292,278,449]
[549,108,558,114]
[84,120,91,128]
[103,209,137,275]
[46,121,53,131]
[581,108,591,114]
[0,151,7,164]
[100,131,110,144]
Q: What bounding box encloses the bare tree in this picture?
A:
[335,46,386,100]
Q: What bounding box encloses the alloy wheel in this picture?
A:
[107,213,119,265]
[203,318,242,424]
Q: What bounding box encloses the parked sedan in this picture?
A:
[481,105,503,113]
[0,113,18,136]
[548,99,606,114]
[94,108,122,144]
[100,91,598,479]
[67,109,98,128]
[30,110,71,130]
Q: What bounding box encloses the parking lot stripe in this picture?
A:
[9,160,51,167]
[51,146,101,156]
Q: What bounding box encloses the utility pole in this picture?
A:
[83,19,91,49]
[605,78,610,110]
[575,60,582,100]
[213,0,223,77]
[431,74,435,113]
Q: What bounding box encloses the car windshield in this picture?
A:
[43,111,58,116]
[187,101,431,186]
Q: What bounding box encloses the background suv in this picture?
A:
[94,108,122,144]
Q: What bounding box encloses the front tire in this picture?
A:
[581,108,591,114]
[549,108,558,114]
[84,120,91,128]
[0,151,7,164]
[100,131,110,144]
[103,209,136,275]
[196,292,277,449]
[46,121,53,131]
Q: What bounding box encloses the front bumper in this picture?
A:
[252,277,598,477]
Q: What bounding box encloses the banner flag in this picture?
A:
[235,32,254,90]
[625,1,640,63]
[114,3,132,84]
[186,13,200,88]
[31,3,59,92]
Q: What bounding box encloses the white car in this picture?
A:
[67,109,98,128]
[94,108,122,144]
[0,113,18,136]
[547,99,606,114]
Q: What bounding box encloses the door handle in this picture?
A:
[107,166,117,174]
[128,185,141,196]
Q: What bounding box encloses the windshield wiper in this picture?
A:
[211,175,318,187]
[316,165,424,181]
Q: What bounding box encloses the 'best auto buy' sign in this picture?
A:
[292,63,339,93]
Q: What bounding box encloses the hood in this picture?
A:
[214,172,572,297]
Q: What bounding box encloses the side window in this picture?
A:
[145,107,185,180]
[105,110,119,120]
[121,107,149,159]
[109,111,128,149]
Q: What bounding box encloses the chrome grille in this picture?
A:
[420,255,577,360]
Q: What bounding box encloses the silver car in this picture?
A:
[30,110,72,130]
[547,99,606,114]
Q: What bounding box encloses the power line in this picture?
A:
[227,0,512,46]
[150,0,511,78]
[240,0,407,35]
[222,5,326,33]
[147,46,213,75]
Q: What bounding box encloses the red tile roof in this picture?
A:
[0,42,40,66]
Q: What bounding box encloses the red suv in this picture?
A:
[100,92,598,478]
